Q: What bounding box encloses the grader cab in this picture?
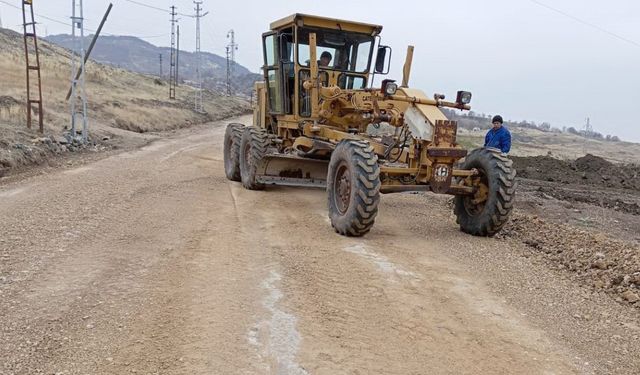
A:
[224,14,516,237]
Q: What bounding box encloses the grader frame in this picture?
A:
[225,14,516,237]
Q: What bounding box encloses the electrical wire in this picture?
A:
[0,0,69,27]
[121,0,194,18]
[0,0,170,42]
[529,0,640,48]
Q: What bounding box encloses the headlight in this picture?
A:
[456,91,472,105]
[385,82,398,96]
[381,79,398,96]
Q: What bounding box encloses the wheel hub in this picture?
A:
[463,174,489,216]
[335,164,351,214]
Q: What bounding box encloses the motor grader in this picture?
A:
[223,14,516,237]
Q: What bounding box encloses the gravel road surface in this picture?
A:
[1,117,638,374]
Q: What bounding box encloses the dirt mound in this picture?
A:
[512,154,640,191]
[498,213,640,308]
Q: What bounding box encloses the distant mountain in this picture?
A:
[46,34,261,97]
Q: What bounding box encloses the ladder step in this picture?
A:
[28,65,40,70]
[28,100,41,104]
[24,33,36,38]
[24,22,36,26]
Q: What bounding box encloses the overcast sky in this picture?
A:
[1,0,639,141]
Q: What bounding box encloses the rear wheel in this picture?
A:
[223,123,244,181]
[327,140,381,236]
[239,126,269,190]
[454,148,517,236]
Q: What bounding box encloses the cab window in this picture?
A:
[297,27,373,73]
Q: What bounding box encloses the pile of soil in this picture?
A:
[498,213,640,307]
[512,154,640,191]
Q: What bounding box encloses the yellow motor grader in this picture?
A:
[223,14,516,237]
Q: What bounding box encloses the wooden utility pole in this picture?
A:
[21,0,44,133]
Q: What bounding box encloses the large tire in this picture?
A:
[223,123,244,181]
[327,140,381,236]
[454,148,517,236]
[239,126,269,190]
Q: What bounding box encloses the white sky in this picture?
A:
[1,0,639,141]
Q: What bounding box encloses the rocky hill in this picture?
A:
[45,34,261,97]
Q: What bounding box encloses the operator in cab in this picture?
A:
[484,115,511,154]
[318,51,332,67]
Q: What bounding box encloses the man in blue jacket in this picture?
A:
[484,115,511,154]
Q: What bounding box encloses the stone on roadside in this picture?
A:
[621,290,639,303]
[591,259,608,270]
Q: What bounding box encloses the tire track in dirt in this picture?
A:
[240,187,581,374]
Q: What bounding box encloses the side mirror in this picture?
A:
[375,46,392,74]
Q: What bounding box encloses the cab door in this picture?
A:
[262,32,283,115]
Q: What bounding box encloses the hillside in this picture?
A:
[0,28,249,175]
[441,109,640,163]
[46,34,261,97]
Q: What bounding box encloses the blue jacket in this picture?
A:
[484,126,511,153]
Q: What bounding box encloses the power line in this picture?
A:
[529,0,640,49]
[121,0,193,18]
[0,0,69,27]
[1,0,170,41]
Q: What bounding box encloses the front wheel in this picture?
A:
[239,126,269,190]
[454,148,517,236]
[223,123,244,181]
[327,140,381,236]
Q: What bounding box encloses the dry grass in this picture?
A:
[458,126,640,163]
[0,28,249,172]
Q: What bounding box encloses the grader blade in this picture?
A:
[255,154,328,188]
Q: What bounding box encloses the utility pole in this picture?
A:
[193,1,208,113]
[159,53,163,77]
[168,5,177,99]
[21,0,44,133]
[225,46,231,95]
[226,29,238,96]
[70,0,88,143]
[176,25,180,87]
[585,117,593,136]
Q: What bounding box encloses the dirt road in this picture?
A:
[1,117,638,374]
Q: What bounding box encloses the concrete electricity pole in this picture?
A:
[193,1,208,113]
[176,25,180,87]
[169,5,178,99]
[225,46,231,95]
[226,29,238,96]
[70,0,88,143]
